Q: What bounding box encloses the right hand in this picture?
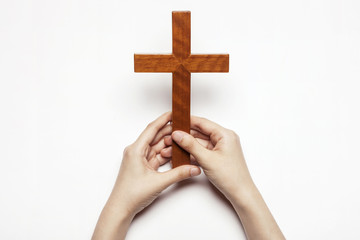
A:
[161,116,255,202]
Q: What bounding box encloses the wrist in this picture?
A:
[104,195,136,223]
[92,202,134,240]
[227,181,260,210]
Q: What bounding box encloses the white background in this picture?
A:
[1,0,360,239]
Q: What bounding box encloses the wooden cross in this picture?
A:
[134,11,229,168]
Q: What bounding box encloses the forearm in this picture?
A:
[229,183,285,240]
[92,198,135,240]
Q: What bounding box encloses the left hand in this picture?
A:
[93,112,201,239]
[111,112,201,215]
[110,112,201,216]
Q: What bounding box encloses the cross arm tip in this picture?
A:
[172,10,191,14]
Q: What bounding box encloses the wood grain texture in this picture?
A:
[172,65,191,167]
[134,54,178,72]
[184,54,229,72]
[172,11,190,60]
[134,11,229,168]
[171,11,192,167]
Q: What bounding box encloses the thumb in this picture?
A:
[160,165,201,188]
[172,131,210,162]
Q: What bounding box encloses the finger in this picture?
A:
[196,138,215,150]
[190,116,224,143]
[151,136,171,154]
[161,138,213,157]
[190,129,210,141]
[163,136,212,149]
[147,135,173,160]
[160,146,172,158]
[190,156,200,166]
[159,165,201,189]
[171,131,211,163]
[161,144,201,166]
[136,112,172,148]
[148,154,171,170]
[150,124,172,146]
[164,135,172,146]
[161,146,200,166]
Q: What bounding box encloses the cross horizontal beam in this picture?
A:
[184,54,229,72]
[134,54,178,72]
[134,54,229,73]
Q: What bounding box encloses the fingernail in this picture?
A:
[172,131,185,142]
[190,167,200,177]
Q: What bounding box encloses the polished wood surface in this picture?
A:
[134,11,229,167]
[134,54,177,72]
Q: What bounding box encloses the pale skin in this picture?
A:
[92,112,285,240]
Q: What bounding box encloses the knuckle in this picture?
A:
[146,121,155,129]
[198,116,209,123]
[166,124,173,132]
[123,144,134,157]
[160,124,172,136]
[178,168,189,179]
[227,130,240,141]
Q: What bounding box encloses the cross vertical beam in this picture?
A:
[172,11,191,167]
[172,11,190,59]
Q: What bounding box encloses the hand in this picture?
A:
[163,116,285,240]
[92,112,201,240]
[112,112,201,215]
[162,115,253,202]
